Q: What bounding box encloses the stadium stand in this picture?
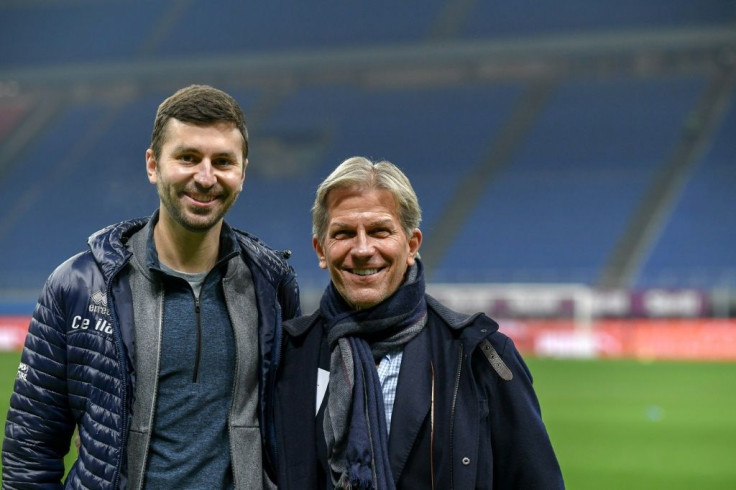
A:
[0,0,448,68]
[0,2,167,67]
[462,0,733,38]
[0,0,734,312]
[637,98,736,289]
[234,82,523,286]
[0,101,114,290]
[153,0,448,55]
[435,74,707,284]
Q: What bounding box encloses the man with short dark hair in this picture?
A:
[2,84,300,488]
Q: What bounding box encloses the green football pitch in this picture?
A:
[0,351,734,488]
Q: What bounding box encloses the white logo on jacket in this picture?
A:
[70,290,114,336]
[71,315,114,335]
[88,290,110,316]
[16,362,28,381]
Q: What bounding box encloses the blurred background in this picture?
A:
[0,1,735,488]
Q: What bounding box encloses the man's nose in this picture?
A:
[352,231,373,256]
[194,160,216,187]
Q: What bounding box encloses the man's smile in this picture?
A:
[349,268,381,277]
[185,192,219,205]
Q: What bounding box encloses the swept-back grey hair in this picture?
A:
[312,156,422,243]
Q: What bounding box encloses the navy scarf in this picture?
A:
[321,261,427,489]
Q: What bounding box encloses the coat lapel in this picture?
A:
[387,326,432,482]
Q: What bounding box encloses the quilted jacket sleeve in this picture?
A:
[2,270,76,487]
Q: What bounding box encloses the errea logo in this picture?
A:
[89,290,110,316]
[70,290,114,336]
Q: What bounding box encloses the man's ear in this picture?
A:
[146,149,157,184]
[313,236,327,269]
[407,228,423,266]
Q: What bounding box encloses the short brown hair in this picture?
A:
[150,84,249,161]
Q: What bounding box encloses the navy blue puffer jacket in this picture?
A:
[2,216,300,488]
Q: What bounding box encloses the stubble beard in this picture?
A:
[158,182,240,233]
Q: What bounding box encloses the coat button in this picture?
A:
[462,457,470,465]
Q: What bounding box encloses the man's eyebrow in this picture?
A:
[328,221,351,230]
[367,218,394,227]
[211,150,239,159]
[169,145,201,156]
[170,145,238,159]
[329,218,394,229]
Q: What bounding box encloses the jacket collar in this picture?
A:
[87,210,244,282]
[426,294,500,348]
[285,295,500,345]
[387,326,431,482]
[87,215,149,282]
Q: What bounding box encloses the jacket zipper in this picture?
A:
[448,344,464,490]
[193,296,202,383]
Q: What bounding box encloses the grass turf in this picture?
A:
[527,358,736,489]
[0,351,734,488]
